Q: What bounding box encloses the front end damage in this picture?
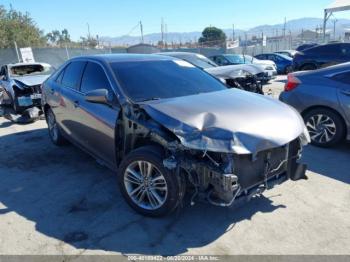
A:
[118,89,309,208]
[12,82,42,112]
[163,139,306,206]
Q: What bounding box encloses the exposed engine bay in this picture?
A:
[225,74,263,94]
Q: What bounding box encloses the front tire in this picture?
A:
[118,146,183,217]
[46,107,67,146]
[304,108,345,147]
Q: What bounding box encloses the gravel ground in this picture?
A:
[0,77,349,256]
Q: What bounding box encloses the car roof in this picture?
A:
[157,52,199,57]
[305,42,349,51]
[296,62,350,77]
[70,54,176,63]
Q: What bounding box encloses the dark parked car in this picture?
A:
[0,62,54,113]
[254,53,293,74]
[280,62,350,147]
[42,54,309,217]
[293,43,350,71]
[296,43,318,52]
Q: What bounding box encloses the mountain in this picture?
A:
[100,17,350,46]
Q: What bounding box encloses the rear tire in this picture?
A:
[46,107,67,146]
[303,108,345,147]
[118,146,183,217]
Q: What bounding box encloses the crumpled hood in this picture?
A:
[13,75,49,88]
[205,64,264,78]
[142,89,309,155]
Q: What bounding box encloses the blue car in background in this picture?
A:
[254,53,293,74]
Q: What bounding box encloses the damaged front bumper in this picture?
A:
[165,138,307,207]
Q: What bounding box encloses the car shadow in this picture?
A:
[0,128,286,255]
[301,143,350,184]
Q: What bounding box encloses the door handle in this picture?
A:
[341,90,350,96]
[73,100,79,108]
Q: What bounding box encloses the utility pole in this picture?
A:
[165,23,168,48]
[261,31,264,54]
[86,23,91,39]
[14,41,20,63]
[333,18,338,40]
[140,21,144,43]
[232,24,235,41]
[283,17,287,49]
[161,18,164,47]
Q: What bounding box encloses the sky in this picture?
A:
[1,0,343,40]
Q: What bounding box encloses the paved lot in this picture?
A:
[0,77,349,255]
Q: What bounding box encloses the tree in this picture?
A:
[0,5,46,48]
[199,26,227,47]
[46,29,71,46]
[79,36,98,48]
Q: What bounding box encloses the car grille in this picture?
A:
[233,145,288,189]
[14,85,42,96]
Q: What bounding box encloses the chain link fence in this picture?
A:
[0,35,348,67]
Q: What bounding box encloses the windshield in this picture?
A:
[277,54,292,60]
[224,55,245,64]
[177,54,218,69]
[242,55,255,63]
[9,64,54,77]
[111,60,226,102]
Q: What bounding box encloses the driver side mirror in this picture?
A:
[85,89,113,105]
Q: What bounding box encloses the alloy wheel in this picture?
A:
[124,160,168,210]
[306,114,336,144]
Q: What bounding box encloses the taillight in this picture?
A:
[285,73,301,91]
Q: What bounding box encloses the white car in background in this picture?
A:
[241,54,278,77]
[210,54,277,82]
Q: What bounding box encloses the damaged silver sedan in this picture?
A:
[0,62,54,121]
[42,54,309,217]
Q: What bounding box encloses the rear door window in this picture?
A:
[80,62,112,93]
[309,44,341,55]
[61,61,86,90]
[332,71,350,86]
[341,44,350,57]
[256,54,266,60]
